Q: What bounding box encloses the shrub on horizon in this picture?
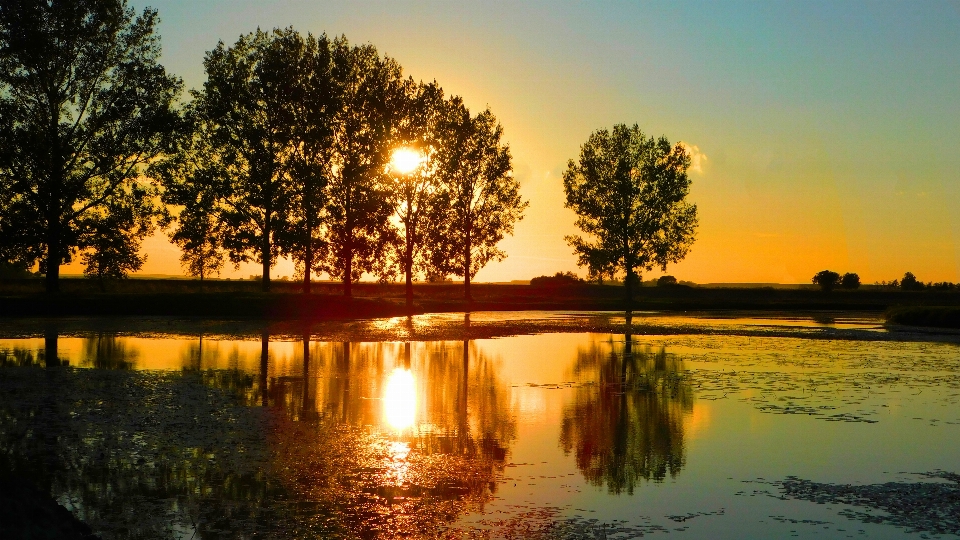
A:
[657,275,678,287]
[530,271,584,287]
[840,273,860,289]
[900,272,924,291]
[812,270,841,292]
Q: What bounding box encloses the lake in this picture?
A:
[1,312,959,539]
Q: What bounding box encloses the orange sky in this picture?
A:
[64,1,960,284]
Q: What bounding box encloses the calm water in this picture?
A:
[1,313,959,539]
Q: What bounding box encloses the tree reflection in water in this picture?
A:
[265,321,517,537]
[560,318,693,494]
[0,324,517,538]
[81,334,139,370]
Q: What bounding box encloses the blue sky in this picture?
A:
[116,0,960,283]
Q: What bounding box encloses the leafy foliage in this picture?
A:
[900,271,923,291]
[151,109,226,281]
[530,271,584,287]
[80,185,156,288]
[840,272,860,290]
[563,124,697,302]
[812,270,840,292]
[318,39,404,296]
[427,98,527,299]
[389,81,448,302]
[192,28,312,291]
[0,0,181,291]
[657,275,678,287]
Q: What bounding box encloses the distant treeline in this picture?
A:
[0,2,526,302]
[812,270,957,292]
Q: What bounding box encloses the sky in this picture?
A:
[64,0,960,284]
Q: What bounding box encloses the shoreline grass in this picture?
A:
[3,278,960,320]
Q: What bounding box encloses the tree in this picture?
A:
[568,237,616,285]
[0,0,182,292]
[840,272,860,290]
[318,39,404,297]
[388,80,447,307]
[80,185,156,290]
[900,271,923,291]
[564,124,698,304]
[812,270,840,292]
[276,31,338,294]
[657,275,678,287]
[428,98,527,301]
[151,111,226,282]
[194,29,302,292]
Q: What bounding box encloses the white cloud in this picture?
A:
[678,142,708,174]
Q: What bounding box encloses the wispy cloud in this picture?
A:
[678,142,708,173]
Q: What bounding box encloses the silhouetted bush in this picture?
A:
[530,272,584,287]
[900,272,924,291]
[0,261,34,279]
[929,281,958,291]
[812,270,840,292]
[657,275,678,287]
[840,272,860,289]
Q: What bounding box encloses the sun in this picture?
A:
[390,148,422,174]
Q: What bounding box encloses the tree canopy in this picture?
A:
[427,99,527,300]
[318,38,405,297]
[563,124,697,303]
[0,0,182,292]
[812,270,841,292]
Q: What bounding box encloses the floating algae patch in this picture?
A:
[774,472,960,537]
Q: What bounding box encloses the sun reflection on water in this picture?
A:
[384,368,416,431]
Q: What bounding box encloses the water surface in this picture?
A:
[1,312,958,539]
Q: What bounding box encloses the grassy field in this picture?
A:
[3,278,960,320]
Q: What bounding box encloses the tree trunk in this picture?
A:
[44,108,63,294]
[625,266,634,306]
[344,245,353,298]
[44,233,61,294]
[303,210,313,294]
[463,226,472,302]
[261,234,271,292]
[405,206,413,309]
[262,170,273,293]
[303,233,312,294]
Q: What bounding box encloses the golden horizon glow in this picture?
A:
[390,148,423,175]
[384,368,416,431]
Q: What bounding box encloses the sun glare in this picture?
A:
[390,148,422,174]
[384,368,417,431]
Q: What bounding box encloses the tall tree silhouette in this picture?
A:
[428,99,527,301]
[194,29,307,292]
[564,124,697,304]
[389,80,447,307]
[0,0,182,292]
[276,32,338,294]
[319,39,404,297]
[151,110,226,282]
